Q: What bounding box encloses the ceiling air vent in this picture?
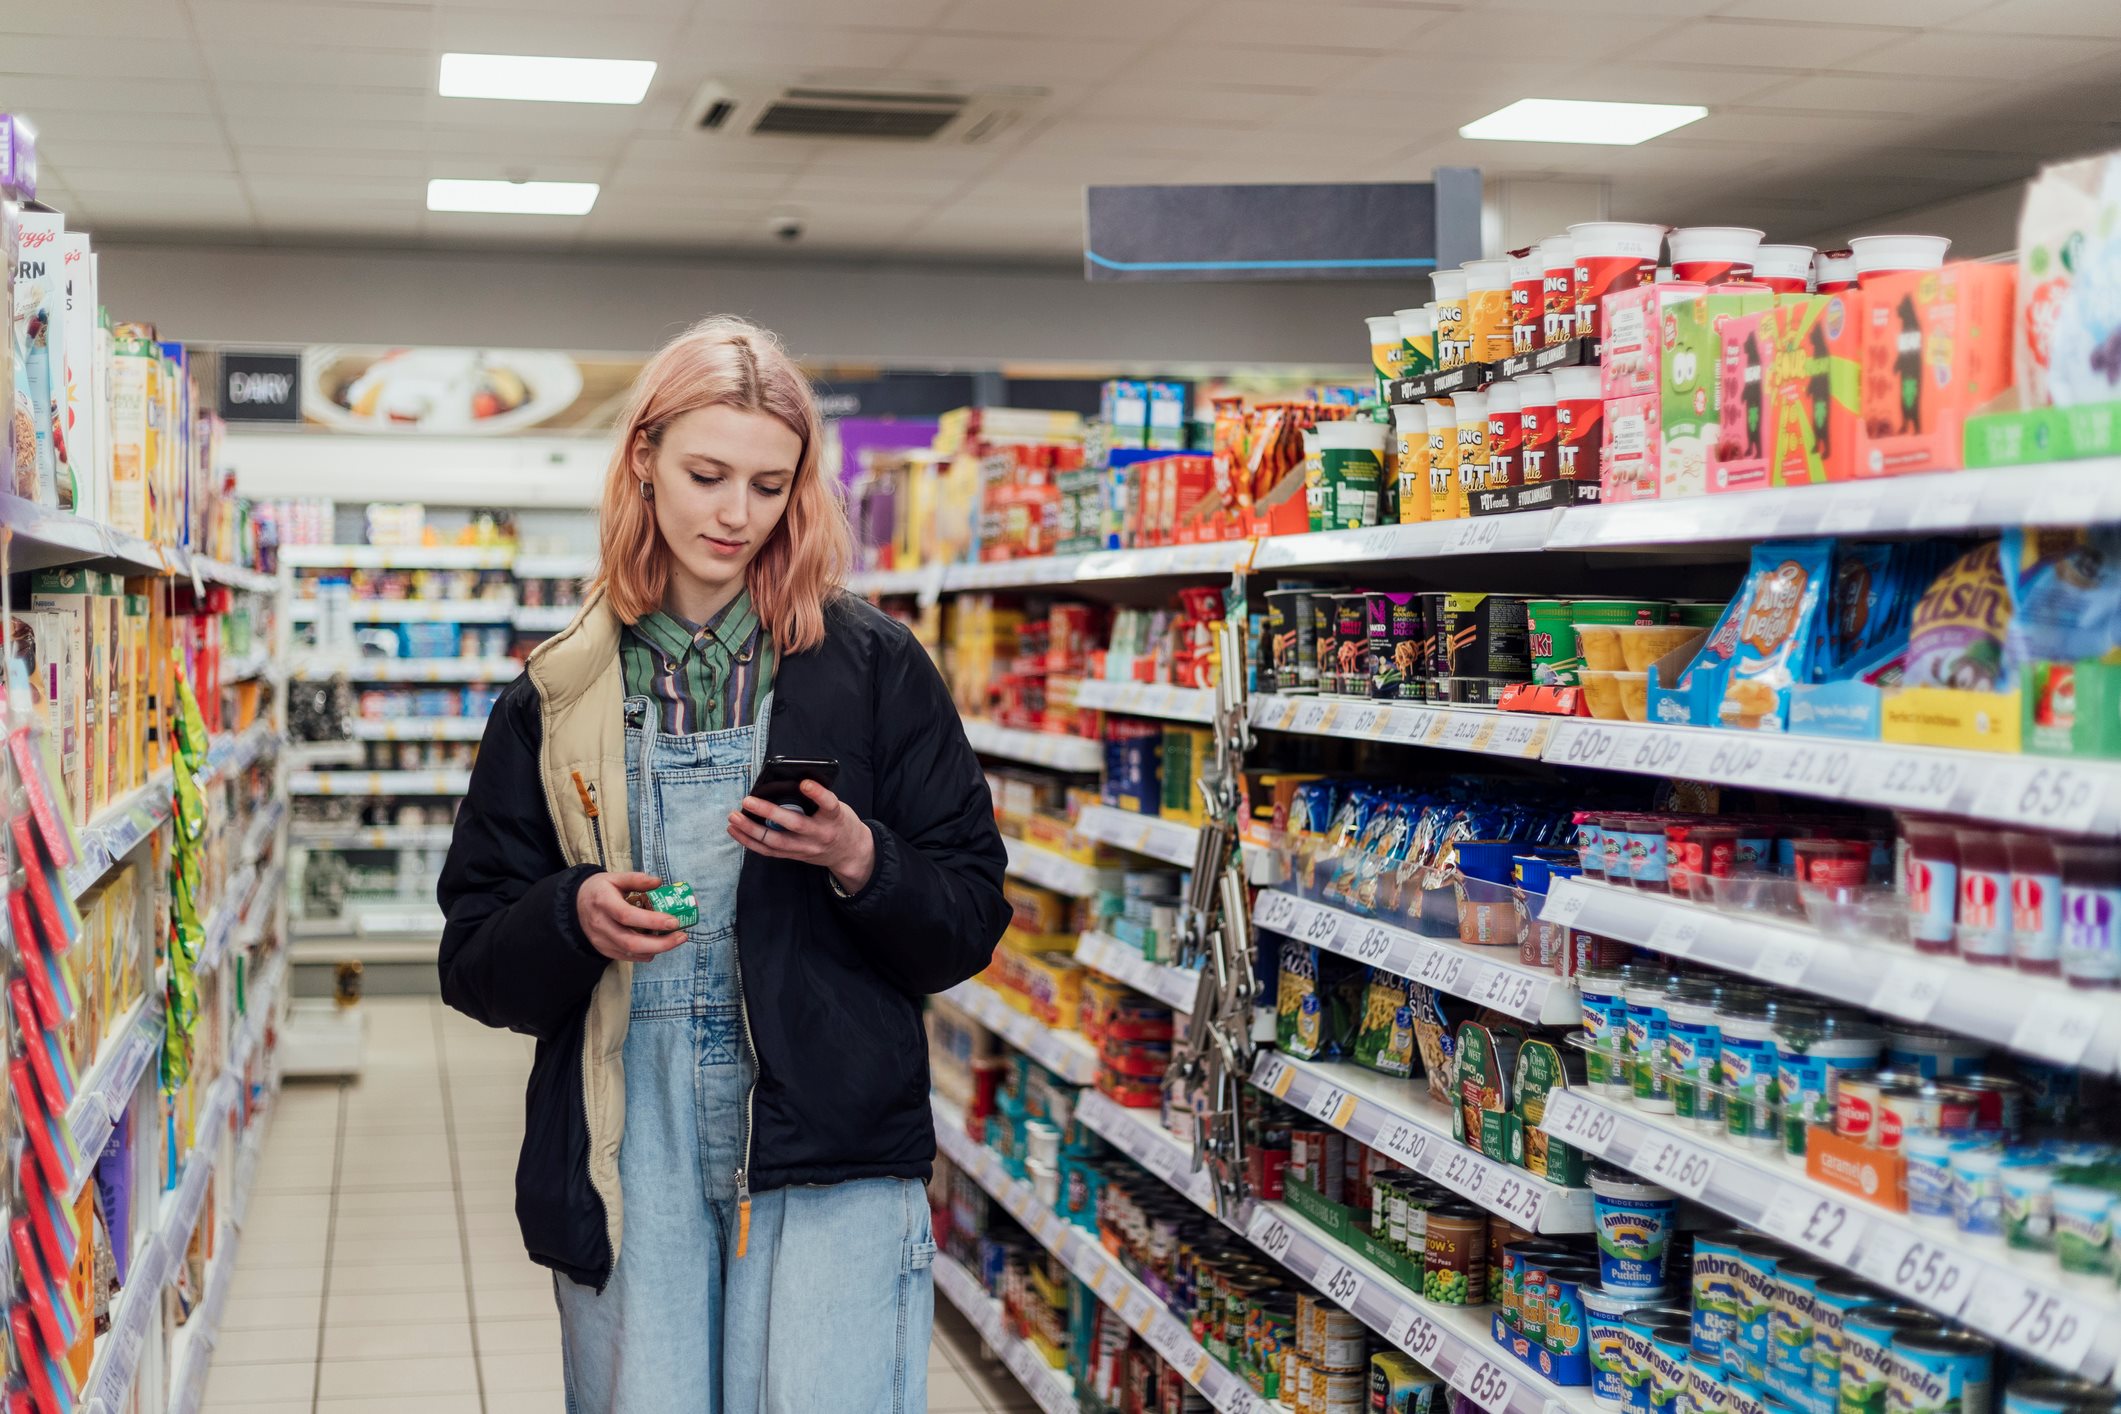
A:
[684,80,1033,144]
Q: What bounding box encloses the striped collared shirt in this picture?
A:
[619,592,777,735]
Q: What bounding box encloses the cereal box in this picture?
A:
[1765,293,1862,485]
[1858,262,2016,479]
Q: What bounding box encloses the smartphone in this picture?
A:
[746,756,840,827]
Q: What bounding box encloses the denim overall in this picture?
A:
[554,696,935,1414]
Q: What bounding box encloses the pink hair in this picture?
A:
[593,316,850,653]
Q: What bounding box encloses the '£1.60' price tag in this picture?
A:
[1635,1132,1717,1200]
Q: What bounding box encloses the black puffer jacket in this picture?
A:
[437,593,1009,1289]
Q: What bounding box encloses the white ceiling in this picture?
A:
[8,0,2121,262]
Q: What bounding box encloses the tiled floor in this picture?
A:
[203,995,1040,1413]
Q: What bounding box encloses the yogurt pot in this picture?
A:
[1815,249,1858,294]
[1625,972,1677,1112]
[1591,1167,1679,1295]
[1668,226,1764,284]
[1902,1134,1962,1223]
[1540,234,1577,347]
[2051,1182,2115,1284]
[1432,268,1472,370]
[1883,1025,1988,1080]
[1950,1149,2005,1238]
[2002,1160,2056,1253]
[1570,221,1665,339]
[1582,963,1635,1095]
[1720,992,1783,1152]
[1586,1287,1672,1411]
[1665,976,1725,1130]
[1847,234,1951,287]
[1774,1008,1883,1166]
[1751,244,1817,294]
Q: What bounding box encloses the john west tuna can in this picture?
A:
[1886,1330,1993,1414]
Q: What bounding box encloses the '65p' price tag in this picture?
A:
[1395,1308,1446,1368]
[1856,1231,1975,1317]
[1452,1358,1518,1414]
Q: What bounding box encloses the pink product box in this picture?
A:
[0,114,34,201]
[1601,394,1662,502]
[1599,282,1710,400]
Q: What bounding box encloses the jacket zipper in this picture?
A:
[732,709,774,1259]
[561,768,617,1286]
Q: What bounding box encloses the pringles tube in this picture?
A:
[1394,402,1431,524]
[1814,249,1858,293]
[1427,396,1458,520]
[1554,365,1603,489]
[1397,307,1437,379]
[1451,388,1490,518]
[1568,221,1664,339]
[1848,233,1951,287]
[1517,373,1557,486]
[1487,380,1523,490]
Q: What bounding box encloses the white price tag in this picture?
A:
[1348,705,1385,737]
[1438,713,1495,752]
[1489,716,1548,758]
[1856,1232,1976,1317]
[1396,1308,1446,1367]
[1909,490,1980,532]
[1973,762,2104,835]
[1302,905,1343,945]
[2008,995,2105,1068]
[1254,892,1299,933]
[1374,1117,1431,1171]
[1646,912,1702,957]
[1964,1277,2099,1373]
[1256,1054,1294,1098]
[1870,959,1945,1024]
[1551,722,1619,770]
[1855,751,1965,813]
[1308,1083,1354,1127]
[1760,1186,1868,1264]
[1542,886,1590,928]
[1489,1170,1547,1229]
[1817,489,1882,535]
[1542,1091,1619,1156]
[1315,1257,1366,1308]
[1148,1313,1194,1363]
[1414,945,1467,993]
[1435,1145,1491,1203]
[1775,741,1855,796]
[1445,516,1507,554]
[1142,1139,1183,1183]
[1478,965,1539,1017]
[1453,1358,1518,1414]
[1691,735,1770,784]
[1634,1132,1717,1199]
[1351,924,1397,964]
[1750,933,1818,987]
[1294,700,1330,733]
[1254,1216,1295,1262]
[1623,730,1690,775]
[1387,709,1437,743]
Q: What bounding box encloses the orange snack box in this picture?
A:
[1857,262,2017,479]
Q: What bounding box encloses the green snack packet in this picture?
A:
[648,881,698,928]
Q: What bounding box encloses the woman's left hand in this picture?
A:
[729,780,877,895]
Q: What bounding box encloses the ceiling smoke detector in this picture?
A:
[684,79,1030,144]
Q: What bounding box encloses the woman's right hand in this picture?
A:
[576,871,687,963]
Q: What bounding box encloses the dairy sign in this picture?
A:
[217,351,302,423]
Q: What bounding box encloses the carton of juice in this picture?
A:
[1663,284,1774,498]
[1602,394,1661,503]
[1857,263,2016,478]
[1764,293,1862,486]
[1714,310,1774,493]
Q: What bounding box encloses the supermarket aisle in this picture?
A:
[201,997,1041,1413]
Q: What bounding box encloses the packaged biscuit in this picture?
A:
[1410,985,1459,1105]
[1717,540,1832,732]
[1354,967,1419,1078]
[1905,540,2011,692]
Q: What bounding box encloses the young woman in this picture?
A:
[438,317,1009,1413]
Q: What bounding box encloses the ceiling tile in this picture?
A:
[56,170,249,200]
[1629,17,1913,68]
[1531,60,1804,107]
[1176,0,1451,48]
[1681,109,1931,148]
[430,10,682,57]
[1077,83,1305,130]
[3,35,206,82]
[237,148,432,180]
[1740,69,2006,114]
[5,0,193,39]
[189,0,437,51]
[1945,0,2121,36]
[221,116,431,153]
[687,0,956,26]
[658,21,926,73]
[37,139,235,175]
[896,33,1142,88]
[19,111,230,148]
[1844,29,2116,78]
[217,84,430,124]
[0,75,216,116]
[201,42,438,89]
[933,0,1203,39]
[1713,0,1991,21]
[1116,43,1378,91]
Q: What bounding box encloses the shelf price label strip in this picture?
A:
[1245,1206,1551,1414]
[1537,1090,2118,1381]
[1073,933,1204,1014]
[1543,880,2121,1076]
[939,981,1100,1086]
[1249,1051,1567,1233]
[1252,891,1570,1026]
[932,1257,1078,1414]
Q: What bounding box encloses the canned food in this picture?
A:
[2003,1376,2118,1414]
[1838,1305,1945,1414]
[1584,1288,1670,1411]
[1689,1230,1748,1364]
[1886,1330,1993,1414]
[1731,1237,1784,1384]
[1423,1206,1487,1305]
[1311,1300,1366,1373]
[1647,1324,1695,1414]
[1767,1258,1834,1409]
[1812,1276,1877,1414]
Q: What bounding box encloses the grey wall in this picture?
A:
[95,241,1402,370]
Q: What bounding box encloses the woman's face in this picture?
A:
[635,405,800,615]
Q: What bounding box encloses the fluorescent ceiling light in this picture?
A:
[427,178,600,215]
[439,52,655,104]
[1459,98,1707,145]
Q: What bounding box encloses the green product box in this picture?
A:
[1662,286,1775,498]
[1282,1177,1426,1292]
[1962,407,2069,467]
[2023,657,2121,758]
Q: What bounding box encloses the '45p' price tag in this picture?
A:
[1315,1257,1365,1309]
